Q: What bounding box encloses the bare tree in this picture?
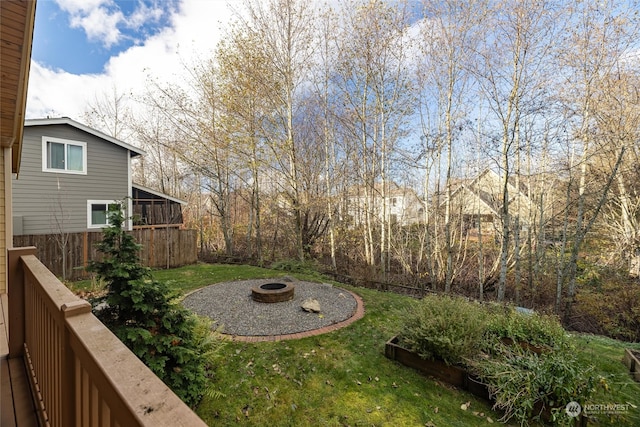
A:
[215,26,280,262]
[475,0,559,301]
[141,60,236,255]
[236,0,316,260]
[49,178,71,280]
[312,6,340,270]
[417,0,486,292]
[83,84,133,140]
[129,97,188,197]
[553,0,640,311]
[592,70,640,274]
[334,0,415,275]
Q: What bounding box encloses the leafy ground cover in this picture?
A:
[71,263,640,426]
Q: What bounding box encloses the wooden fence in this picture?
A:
[13,228,197,281]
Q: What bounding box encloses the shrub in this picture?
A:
[88,203,223,407]
[398,295,598,426]
[397,294,487,366]
[479,313,598,425]
[471,343,596,426]
[271,259,318,274]
[482,306,569,352]
[270,259,326,281]
[570,281,640,342]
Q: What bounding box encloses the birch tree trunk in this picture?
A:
[418,0,484,291]
[476,0,557,301]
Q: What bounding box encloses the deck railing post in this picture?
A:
[7,246,37,358]
[61,300,92,427]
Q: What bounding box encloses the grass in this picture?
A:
[70,263,640,426]
[199,285,500,426]
[68,262,284,295]
[572,334,640,425]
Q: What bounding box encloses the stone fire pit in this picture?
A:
[251,282,295,303]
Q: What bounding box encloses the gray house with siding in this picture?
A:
[12,117,144,235]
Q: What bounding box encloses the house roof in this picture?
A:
[1,0,37,173]
[448,184,499,215]
[132,183,187,205]
[475,189,500,213]
[447,168,533,214]
[25,117,145,157]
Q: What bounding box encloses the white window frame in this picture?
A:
[42,136,87,174]
[87,200,121,229]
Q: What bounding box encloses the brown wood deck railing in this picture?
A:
[7,247,207,427]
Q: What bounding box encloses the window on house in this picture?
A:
[391,197,397,207]
[42,137,87,174]
[88,201,121,228]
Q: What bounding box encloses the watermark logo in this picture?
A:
[583,403,634,415]
[565,401,582,418]
[566,401,637,417]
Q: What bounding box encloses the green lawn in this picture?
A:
[197,285,503,427]
[71,263,640,426]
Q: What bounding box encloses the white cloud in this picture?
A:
[27,62,111,119]
[71,7,124,47]
[55,0,109,13]
[55,0,124,47]
[127,2,165,30]
[27,0,234,121]
[54,0,179,48]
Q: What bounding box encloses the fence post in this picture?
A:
[149,227,154,267]
[7,246,38,358]
[83,231,88,269]
[61,300,92,427]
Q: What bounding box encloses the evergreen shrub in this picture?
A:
[88,203,223,407]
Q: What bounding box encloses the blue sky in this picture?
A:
[26,0,233,120]
[32,0,178,75]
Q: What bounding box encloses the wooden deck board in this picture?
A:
[7,358,38,427]
[1,292,17,427]
[1,358,17,427]
[1,294,38,427]
[1,293,8,359]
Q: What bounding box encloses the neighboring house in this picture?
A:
[386,183,425,225]
[12,117,183,235]
[1,0,36,291]
[447,168,538,238]
[344,182,425,227]
[13,117,143,235]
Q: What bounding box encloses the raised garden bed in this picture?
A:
[623,348,640,382]
[385,336,485,395]
[385,336,587,426]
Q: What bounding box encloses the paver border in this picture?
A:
[227,288,365,342]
